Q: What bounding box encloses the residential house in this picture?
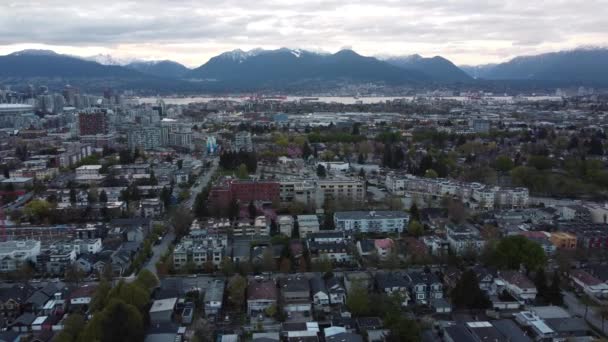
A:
[0,285,34,326]
[280,275,312,317]
[204,280,225,317]
[375,272,410,306]
[297,215,320,238]
[310,276,329,312]
[406,271,443,305]
[247,279,277,316]
[499,271,537,302]
[327,277,346,305]
[569,269,608,299]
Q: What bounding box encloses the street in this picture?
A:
[563,291,608,335]
[143,157,218,277]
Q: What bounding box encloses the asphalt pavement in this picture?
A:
[563,290,608,335]
[142,157,218,277]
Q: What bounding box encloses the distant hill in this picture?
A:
[461,48,608,85]
[189,48,430,87]
[0,50,142,78]
[383,54,472,82]
[126,60,191,79]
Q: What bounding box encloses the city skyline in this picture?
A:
[1,0,607,67]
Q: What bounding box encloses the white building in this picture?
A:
[278,215,294,237]
[334,211,409,233]
[0,240,41,272]
[297,215,320,238]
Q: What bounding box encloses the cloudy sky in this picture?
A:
[0,0,606,67]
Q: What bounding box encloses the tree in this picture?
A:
[236,163,249,179]
[80,299,144,342]
[90,279,111,313]
[346,283,370,316]
[64,263,84,285]
[546,271,563,305]
[220,257,235,276]
[228,198,240,221]
[451,270,491,310]
[316,164,327,178]
[279,258,291,273]
[227,275,247,311]
[24,199,52,223]
[302,142,313,160]
[177,159,183,170]
[170,206,194,238]
[358,168,366,179]
[160,186,172,208]
[99,190,108,203]
[447,199,467,224]
[87,190,98,204]
[408,220,424,237]
[248,201,257,220]
[70,188,76,204]
[54,313,86,342]
[495,155,514,172]
[357,153,365,164]
[262,249,277,272]
[269,220,279,236]
[193,192,208,219]
[386,317,421,342]
[424,169,438,178]
[292,220,300,239]
[108,281,150,313]
[492,235,547,272]
[534,269,548,303]
[134,269,159,290]
[409,203,420,221]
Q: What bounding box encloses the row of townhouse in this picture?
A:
[385,172,529,209]
[173,232,228,269]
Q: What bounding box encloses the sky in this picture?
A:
[0,0,607,67]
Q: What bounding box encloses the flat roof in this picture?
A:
[149,297,177,313]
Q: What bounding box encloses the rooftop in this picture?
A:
[149,297,178,313]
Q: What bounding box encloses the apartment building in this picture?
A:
[334,211,409,233]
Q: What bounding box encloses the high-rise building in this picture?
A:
[128,126,162,150]
[79,110,109,136]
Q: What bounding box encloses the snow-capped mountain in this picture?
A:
[82,53,144,66]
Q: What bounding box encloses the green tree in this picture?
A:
[528,155,554,171]
[69,188,77,204]
[346,283,370,316]
[107,281,150,313]
[220,257,236,276]
[227,275,247,311]
[236,163,249,179]
[409,203,420,221]
[170,206,194,238]
[451,269,491,310]
[79,299,144,342]
[316,164,327,178]
[54,313,86,342]
[90,279,112,313]
[534,269,549,303]
[99,190,108,203]
[408,220,424,237]
[492,235,547,272]
[547,271,563,305]
[495,155,514,172]
[134,269,159,290]
[424,169,438,179]
[248,201,257,220]
[24,199,52,222]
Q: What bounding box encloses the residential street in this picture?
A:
[564,291,608,335]
[143,157,218,277]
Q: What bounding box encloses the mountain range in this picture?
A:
[459,48,608,84]
[0,47,607,92]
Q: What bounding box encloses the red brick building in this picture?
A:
[209,180,280,212]
[79,111,108,136]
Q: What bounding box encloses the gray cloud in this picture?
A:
[0,0,606,65]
